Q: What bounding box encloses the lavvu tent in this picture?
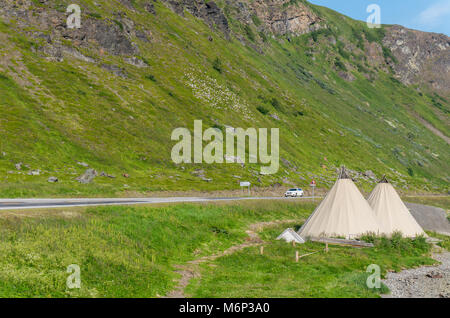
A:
[367,176,426,237]
[298,167,381,239]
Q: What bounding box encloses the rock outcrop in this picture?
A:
[76,169,98,184]
[161,0,322,38]
[245,0,323,36]
[162,0,230,37]
[0,0,138,56]
[383,25,450,95]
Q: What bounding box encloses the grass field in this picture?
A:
[0,199,444,298]
[186,224,435,298]
[0,200,313,297]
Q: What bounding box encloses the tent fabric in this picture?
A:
[367,182,426,237]
[298,178,381,239]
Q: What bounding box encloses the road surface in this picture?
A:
[0,196,317,210]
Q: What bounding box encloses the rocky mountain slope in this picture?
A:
[0,0,448,197]
[383,25,449,96]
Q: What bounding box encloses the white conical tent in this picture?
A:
[367,177,426,237]
[298,169,380,239]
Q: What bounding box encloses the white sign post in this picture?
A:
[240,181,251,196]
[310,179,316,202]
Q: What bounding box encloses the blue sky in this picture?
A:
[308,0,450,35]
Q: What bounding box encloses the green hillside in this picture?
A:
[0,0,448,197]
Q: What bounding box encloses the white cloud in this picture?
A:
[418,1,450,26]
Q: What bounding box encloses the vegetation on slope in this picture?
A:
[0,0,448,197]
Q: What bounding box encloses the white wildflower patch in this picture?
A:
[184,71,251,118]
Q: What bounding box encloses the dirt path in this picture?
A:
[382,248,450,298]
[412,113,450,145]
[163,219,297,298]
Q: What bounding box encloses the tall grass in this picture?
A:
[0,200,313,297]
[187,226,435,298]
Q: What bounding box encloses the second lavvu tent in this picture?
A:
[367,176,426,237]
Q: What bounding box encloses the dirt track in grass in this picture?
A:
[163,219,297,298]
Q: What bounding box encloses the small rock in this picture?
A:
[144,1,156,14]
[15,163,22,170]
[123,173,130,178]
[124,56,148,68]
[77,162,89,167]
[100,171,116,178]
[270,113,280,121]
[48,177,58,183]
[426,272,443,279]
[364,170,377,180]
[76,169,98,184]
[224,155,245,167]
[28,170,41,176]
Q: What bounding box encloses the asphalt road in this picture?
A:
[0,196,317,210]
[406,202,450,235]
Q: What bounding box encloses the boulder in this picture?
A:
[28,170,41,176]
[100,171,116,178]
[76,169,98,184]
[364,170,377,180]
[77,161,89,167]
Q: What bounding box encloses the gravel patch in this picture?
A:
[382,252,450,298]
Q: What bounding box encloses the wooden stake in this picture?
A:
[292,240,296,247]
[325,243,329,253]
[295,251,299,262]
[260,246,264,255]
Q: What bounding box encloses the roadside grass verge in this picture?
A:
[186,224,435,298]
[426,231,450,251]
[0,200,314,297]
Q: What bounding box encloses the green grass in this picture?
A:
[0,199,443,298]
[426,231,450,251]
[186,224,435,298]
[0,200,314,297]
